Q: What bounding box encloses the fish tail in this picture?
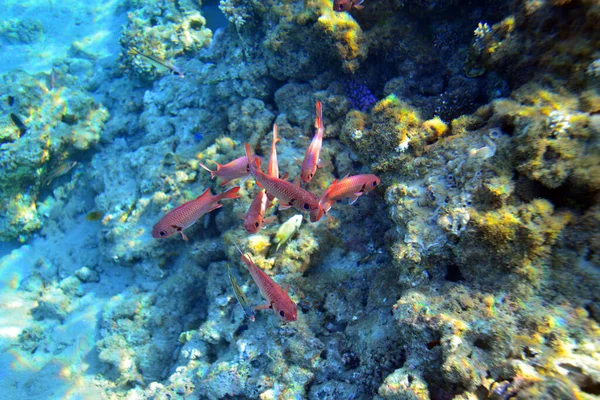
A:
[315,100,323,130]
[233,243,252,271]
[244,143,262,169]
[244,143,255,166]
[219,186,241,200]
[209,160,222,171]
[199,162,217,179]
[273,124,279,144]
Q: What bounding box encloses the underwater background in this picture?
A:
[0,0,599,398]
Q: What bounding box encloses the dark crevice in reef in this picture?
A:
[514,173,599,213]
[445,263,465,282]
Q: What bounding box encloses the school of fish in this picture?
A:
[152,101,381,323]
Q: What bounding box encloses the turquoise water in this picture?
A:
[1,0,599,399]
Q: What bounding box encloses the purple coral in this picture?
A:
[344,78,377,112]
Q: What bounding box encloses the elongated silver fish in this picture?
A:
[228,264,256,321]
[130,47,184,78]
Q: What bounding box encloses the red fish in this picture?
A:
[267,123,280,181]
[199,156,256,187]
[319,174,381,213]
[266,124,280,203]
[333,0,364,12]
[234,244,297,322]
[243,189,269,234]
[300,101,324,183]
[244,143,323,222]
[152,186,240,240]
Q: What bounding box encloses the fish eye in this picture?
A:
[159,230,167,237]
[279,310,285,317]
[373,181,378,186]
[254,222,259,228]
[310,173,313,178]
[303,203,310,210]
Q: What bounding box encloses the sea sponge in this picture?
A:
[341,95,422,168]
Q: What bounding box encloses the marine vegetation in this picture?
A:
[1,0,599,398]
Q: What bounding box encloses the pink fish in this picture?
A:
[333,0,364,12]
[266,124,280,203]
[244,143,323,222]
[199,156,257,187]
[243,189,269,234]
[153,186,240,240]
[234,243,297,322]
[267,123,280,180]
[300,101,324,183]
[319,174,381,213]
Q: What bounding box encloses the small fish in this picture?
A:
[319,174,381,213]
[234,244,297,322]
[85,211,103,221]
[129,47,184,78]
[49,67,58,90]
[152,186,240,240]
[266,123,280,203]
[228,264,256,321]
[300,101,324,183]
[333,0,364,12]
[274,214,303,252]
[243,189,269,234]
[43,161,78,186]
[199,156,256,187]
[244,143,323,222]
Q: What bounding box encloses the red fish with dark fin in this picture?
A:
[319,174,381,213]
[152,186,240,240]
[266,123,280,203]
[234,243,297,322]
[244,143,323,222]
[333,0,364,12]
[243,189,269,234]
[199,156,256,186]
[300,101,324,183]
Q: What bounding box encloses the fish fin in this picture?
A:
[279,204,292,211]
[273,123,280,144]
[283,284,290,293]
[220,186,241,200]
[173,226,189,241]
[312,207,324,222]
[244,143,255,167]
[210,160,222,171]
[196,188,212,200]
[236,213,246,221]
[315,100,322,121]
[199,162,216,179]
[354,1,364,9]
[219,179,232,187]
[280,172,289,181]
[263,216,277,225]
[294,177,301,188]
[256,180,264,188]
[254,304,272,311]
[348,193,363,205]
[293,157,302,166]
[342,173,350,180]
[206,203,223,214]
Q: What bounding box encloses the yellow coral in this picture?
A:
[421,116,449,142]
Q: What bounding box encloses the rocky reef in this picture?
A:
[1,0,599,399]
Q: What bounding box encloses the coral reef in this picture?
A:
[119,0,212,80]
[0,70,108,241]
[2,0,600,398]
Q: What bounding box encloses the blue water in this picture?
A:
[1,0,599,399]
